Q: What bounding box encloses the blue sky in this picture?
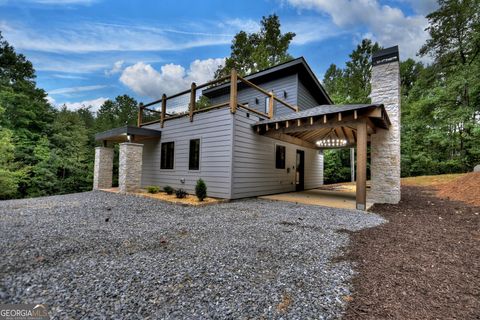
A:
[0,0,437,110]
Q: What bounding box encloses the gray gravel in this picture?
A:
[0,191,385,319]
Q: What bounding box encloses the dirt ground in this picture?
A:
[342,184,480,319]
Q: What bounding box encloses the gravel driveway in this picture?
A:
[0,191,384,319]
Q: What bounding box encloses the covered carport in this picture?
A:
[253,104,391,210]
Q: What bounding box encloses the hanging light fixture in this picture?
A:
[316,129,348,148]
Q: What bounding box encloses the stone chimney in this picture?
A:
[370,46,401,204]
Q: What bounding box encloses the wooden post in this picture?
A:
[356,120,367,210]
[161,94,167,128]
[230,69,237,114]
[137,103,143,127]
[268,92,274,118]
[189,82,196,122]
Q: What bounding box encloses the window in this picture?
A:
[161,142,175,169]
[265,96,270,114]
[275,145,286,169]
[189,139,200,170]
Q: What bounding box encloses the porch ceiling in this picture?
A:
[95,125,162,143]
[253,104,390,149]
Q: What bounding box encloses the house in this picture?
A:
[93,46,401,210]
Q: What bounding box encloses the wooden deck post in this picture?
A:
[137,103,144,127]
[356,120,367,210]
[189,82,196,122]
[160,94,167,128]
[268,92,274,118]
[230,69,237,114]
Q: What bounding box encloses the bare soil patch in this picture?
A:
[437,172,480,206]
[343,186,480,319]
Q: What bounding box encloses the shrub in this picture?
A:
[175,188,187,199]
[164,185,174,195]
[146,186,160,194]
[195,179,207,201]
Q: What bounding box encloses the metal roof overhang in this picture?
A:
[95,125,162,143]
[253,104,391,149]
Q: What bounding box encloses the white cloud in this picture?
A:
[46,95,56,106]
[399,0,438,15]
[49,84,107,95]
[0,0,97,4]
[120,58,225,99]
[221,18,260,33]
[0,20,231,54]
[61,97,108,112]
[51,74,87,80]
[287,0,430,60]
[105,60,124,76]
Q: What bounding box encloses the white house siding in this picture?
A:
[206,74,299,117]
[141,108,233,198]
[297,80,321,110]
[231,110,323,199]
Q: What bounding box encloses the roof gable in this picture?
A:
[202,57,333,105]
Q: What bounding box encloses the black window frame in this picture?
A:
[160,141,175,169]
[275,144,286,169]
[188,138,200,171]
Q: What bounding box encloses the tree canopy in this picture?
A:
[214,14,295,79]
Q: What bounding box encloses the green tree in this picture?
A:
[215,14,295,79]
[51,107,92,193]
[96,95,138,131]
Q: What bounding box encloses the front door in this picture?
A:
[296,150,305,191]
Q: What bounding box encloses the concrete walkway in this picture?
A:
[260,185,373,210]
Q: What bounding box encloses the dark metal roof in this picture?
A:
[257,104,385,125]
[202,57,333,105]
[95,125,162,141]
[372,45,399,66]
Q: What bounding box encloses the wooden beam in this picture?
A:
[297,119,301,126]
[137,103,144,127]
[268,92,274,118]
[189,82,196,122]
[323,115,327,123]
[310,117,313,125]
[273,114,377,135]
[264,132,319,149]
[356,120,367,210]
[354,110,358,119]
[160,94,166,128]
[230,69,238,114]
[285,120,289,128]
[275,123,279,130]
[338,112,342,121]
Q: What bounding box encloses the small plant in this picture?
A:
[146,186,160,194]
[164,185,174,195]
[175,188,187,199]
[195,179,207,201]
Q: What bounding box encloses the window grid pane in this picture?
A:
[189,139,200,170]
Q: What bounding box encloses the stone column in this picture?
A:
[370,46,401,204]
[93,147,114,189]
[119,142,143,193]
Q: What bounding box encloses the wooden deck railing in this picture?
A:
[137,69,298,127]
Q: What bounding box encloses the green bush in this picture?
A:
[175,188,187,199]
[163,185,174,195]
[195,179,207,201]
[146,186,160,194]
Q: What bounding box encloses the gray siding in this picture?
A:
[141,108,233,198]
[297,80,321,110]
[231,109,323,199]
[207,74,298,118]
